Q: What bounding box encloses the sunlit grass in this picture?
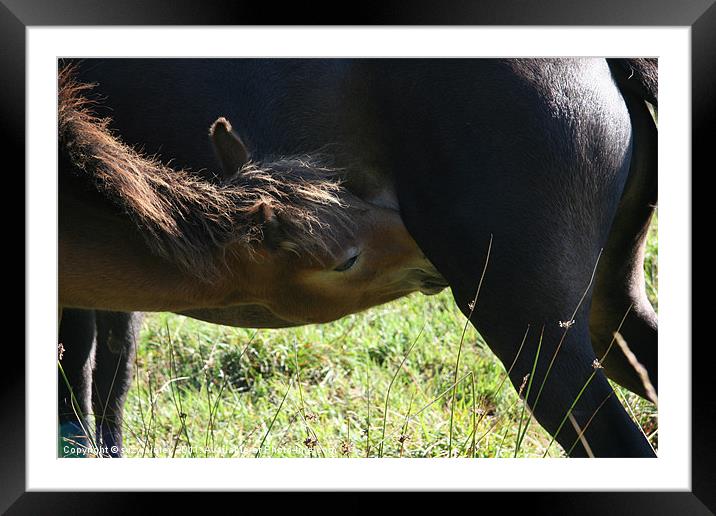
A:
[121,216,657,458]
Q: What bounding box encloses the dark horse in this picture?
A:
[62,58,658,457]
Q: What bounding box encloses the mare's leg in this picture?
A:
[446,242,655,458]
[58,309,96,457]
[380,59,655,456]
[590,82,659,398]
[397,197,654,458]
[92,311,142,457]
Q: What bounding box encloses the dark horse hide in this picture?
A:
[59,58,657,457]
[58,310,142,458]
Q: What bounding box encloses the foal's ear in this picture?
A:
[254,203,286,251]
[209,117,250,180]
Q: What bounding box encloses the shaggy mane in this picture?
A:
[59,65,352,279]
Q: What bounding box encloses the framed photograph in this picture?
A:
[7,0,710,512]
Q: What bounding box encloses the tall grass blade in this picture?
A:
[255,378,293,458]
[379,325,424,457]
[514,325,544,456]
[449,234,492,456]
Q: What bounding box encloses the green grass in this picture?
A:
[118,216,658,458]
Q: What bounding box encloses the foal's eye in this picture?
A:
[334,254,360,272]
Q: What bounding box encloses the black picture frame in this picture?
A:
[6,0,711,513]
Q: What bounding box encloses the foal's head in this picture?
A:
[182,118,447,327]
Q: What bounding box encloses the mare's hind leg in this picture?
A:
[384,57,653,456]
[590,92,658,399]
[444,244,656,458]
[393,148,654,457]
[58,309,96,457]
[590,218,658,399]
[92,311,142,457]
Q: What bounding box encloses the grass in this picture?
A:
[114,215,658,458]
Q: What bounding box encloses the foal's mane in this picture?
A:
[59,65,351,279]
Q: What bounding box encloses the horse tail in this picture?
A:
[607,58,658,114]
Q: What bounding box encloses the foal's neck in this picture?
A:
[58,187,253,312]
